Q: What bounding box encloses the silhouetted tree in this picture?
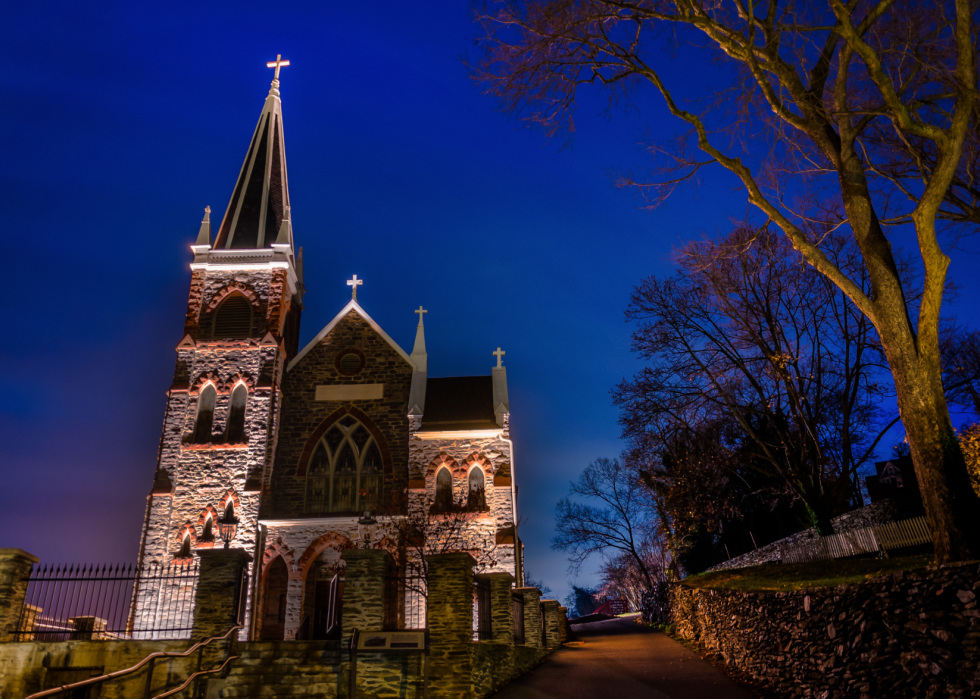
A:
[475,0,980,562]
[552,457,658,587]
[616,228,894,534]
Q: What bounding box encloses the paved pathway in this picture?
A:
[495,616,759,699]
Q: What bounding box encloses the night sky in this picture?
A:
[3,1,977,603]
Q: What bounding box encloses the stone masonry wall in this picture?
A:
[706,500,901,572]
[672,561,980,698]
[270,309,414,519]
[137,266,293,638]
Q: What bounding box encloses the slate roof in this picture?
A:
[420,376,498,431]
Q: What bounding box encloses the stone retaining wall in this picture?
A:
[706,500,900,572]
[672,561,980,698]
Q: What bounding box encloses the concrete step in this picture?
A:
[216,682,338,697]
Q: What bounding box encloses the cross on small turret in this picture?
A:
[415,306,427,324]
[493,347,505,368]
[266,54,290,81]
[347,275,363,300]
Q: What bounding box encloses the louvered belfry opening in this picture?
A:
[213,295,254,339]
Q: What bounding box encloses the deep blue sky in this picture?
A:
[2,1,977,603]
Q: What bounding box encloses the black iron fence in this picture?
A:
[512,592,525,644]
[14,561,199,642]
[383,572,426,630]
[473,578,492,641]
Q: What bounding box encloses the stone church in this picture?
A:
[134,62,523,641]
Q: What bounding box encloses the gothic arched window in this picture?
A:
[192,384,216,444]
[467,468,486,511]
[178,534,191,558]
[200,516,214,543]
[434,468,454,513]
[213,294,253,339]
[304,417,384,514]
[225,384,248,443]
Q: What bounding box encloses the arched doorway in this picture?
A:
[260,556,289,641]
[301,549,344,640]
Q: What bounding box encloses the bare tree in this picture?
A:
[616,227,895,533]
[475,0,980,561]
[552,457,658,587]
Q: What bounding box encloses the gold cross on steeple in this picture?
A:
[266,54,290,81]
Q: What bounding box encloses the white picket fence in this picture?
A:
[779,516,931,564]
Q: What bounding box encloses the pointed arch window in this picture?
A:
[225,384,248,443]
[467,468,486,511]
[434,468,454,513]
[213,294,253,339]
[305,417,384,514]
[192,384,216,444]
[200,516,214,543]
[178,534,191,558]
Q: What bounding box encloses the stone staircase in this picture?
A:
[208,641,343,698]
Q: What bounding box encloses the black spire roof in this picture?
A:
[213,78,291,250]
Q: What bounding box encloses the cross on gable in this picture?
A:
[493,347,505,368]
[347,275,363,300]
[266,54,290,81]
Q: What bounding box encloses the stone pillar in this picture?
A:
[514,587,542,648]
[426,552,476,699]
[558,606,569,643]
[0,549,39,642]
[340,548,391,634]
[479,572,515,645]
[192,548,252,640]
[540,600,561,648]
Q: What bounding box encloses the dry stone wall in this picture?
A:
[706,500,901,572]
[672,561,980,698]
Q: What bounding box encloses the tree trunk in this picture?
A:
[887,341,980,562]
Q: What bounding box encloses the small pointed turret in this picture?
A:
[408,306,428,416]
[195,206,212,246]
[213,58,292,251]
[492,347,509,427]
[275,205,293,246]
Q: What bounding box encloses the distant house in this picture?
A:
[865,455,924,516]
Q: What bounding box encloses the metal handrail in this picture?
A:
[22,624,242,699]
[148,653,239,699]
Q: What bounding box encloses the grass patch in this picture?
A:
[681,554,935,592]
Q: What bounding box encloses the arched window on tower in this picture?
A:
[224,500,235,522]
[225,384,248,443]
[192,384,216,444]
[304,416,386,515]
[467,467,486,511]
[178,533,191,558]
[434,468,454,513]
[213,294,253,339]
[200,515,214,543]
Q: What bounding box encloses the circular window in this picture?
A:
[336,348,365,376]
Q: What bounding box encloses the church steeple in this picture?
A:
[213,56,292,251]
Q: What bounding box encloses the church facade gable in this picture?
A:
[267,308,414,520]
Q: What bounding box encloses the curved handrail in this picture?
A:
[149,653,239,699]
[23,625,243,699]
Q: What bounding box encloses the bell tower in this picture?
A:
[134,58,304,633]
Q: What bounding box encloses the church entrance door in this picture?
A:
[307,562,343,640]
[259,556,288,641]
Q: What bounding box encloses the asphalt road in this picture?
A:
[494,616,759,699]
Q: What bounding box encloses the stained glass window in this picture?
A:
[304,417,385,515]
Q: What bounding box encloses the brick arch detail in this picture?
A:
[196,505,219,526]
[295,405,394,478]
[296,532,355,579]
[206,283,261,312]
[218,489,241,515]
[190,372,221,397]
[426,453,461,477]
[225,373,255,395]
[175,523,197,551]
[463,452,494,475]
[263,539,301,581]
